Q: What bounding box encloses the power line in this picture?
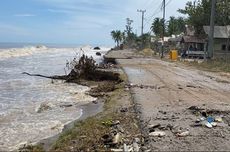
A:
[143,2,163,28]
[143,0,172,29]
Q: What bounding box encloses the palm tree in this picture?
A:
[168,16,186,36]
[150,18,164,37]
[111,30,122,47]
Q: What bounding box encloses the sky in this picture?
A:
[0,0,188,46]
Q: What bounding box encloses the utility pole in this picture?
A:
[137,9,146,36]
[207,0,216,59]
[161,0,166,58]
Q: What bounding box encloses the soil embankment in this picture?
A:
[20,53,142,151]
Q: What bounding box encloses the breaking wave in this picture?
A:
[0,45,50,59]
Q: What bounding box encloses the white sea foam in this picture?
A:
[0,45,110,151]
[0,46,49,58]
[0,81,94,151]
[0,45,110,59]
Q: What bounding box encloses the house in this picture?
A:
[180,26,207,58]
[203,26,230,57]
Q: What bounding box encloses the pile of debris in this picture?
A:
[148,123,190,138]
[98,62,118,69]
[101,119,142,152]
[146,105,230,142]
[125,83,165,90]
[188,106,230,128]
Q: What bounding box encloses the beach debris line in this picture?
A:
[125,83,165,90]
[101,118,142,152]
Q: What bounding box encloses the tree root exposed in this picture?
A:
[22,55,122,83]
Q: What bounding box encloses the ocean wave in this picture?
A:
[0,45,50,59]
[0,45,110,59]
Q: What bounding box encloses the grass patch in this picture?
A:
[51,117,111,151]
[18,145,45,152]
[186,59,230,73]
[50,81,140,151]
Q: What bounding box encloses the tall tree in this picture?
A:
[124,18,137,44]
[178,0,230,34]
[151,18,165,37]
[111,30,123,47]
[167,17,186,36]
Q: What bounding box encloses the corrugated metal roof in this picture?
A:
[182,36,207,43]
[203,26,230,38]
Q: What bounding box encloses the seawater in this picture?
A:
[0,45,109,151]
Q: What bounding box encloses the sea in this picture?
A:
[0,42,110,151]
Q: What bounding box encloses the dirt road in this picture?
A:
[117,57,230,151]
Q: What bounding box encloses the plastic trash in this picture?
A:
[176,131,190,137]
[113,133,121,144]
[207,117,214,123]
[205,121,212,128]
[215,116,223,122]
[149,131,166,137]
[211,122,217,127]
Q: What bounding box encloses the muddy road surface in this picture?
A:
[118,58,230,151]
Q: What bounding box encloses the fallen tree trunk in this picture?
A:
[22,72,68,80]
[22,55,121,83]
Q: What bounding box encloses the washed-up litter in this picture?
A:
[149,131,166,137]
[148,124,161,133]
[204,121,213,128]
[125,83,164,90]
[188,106,226,129]
[192,116,223,128]
[211,122,217,127]
[176,131,190,137]
[207,116,215,123]
[112,133,122,145]
[215,116,223,122]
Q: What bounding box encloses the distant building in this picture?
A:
[203,26,230,57]
[176,26,207,58]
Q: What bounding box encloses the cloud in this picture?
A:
[63,15,113,30]
[47,9,73,14]
[14,14,36,17]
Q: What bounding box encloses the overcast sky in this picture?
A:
[0,0,188,46]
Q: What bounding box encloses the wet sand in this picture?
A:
[38,100,104,151]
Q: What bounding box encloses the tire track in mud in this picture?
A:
[139,63,230,106]
[139,65,203,106]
